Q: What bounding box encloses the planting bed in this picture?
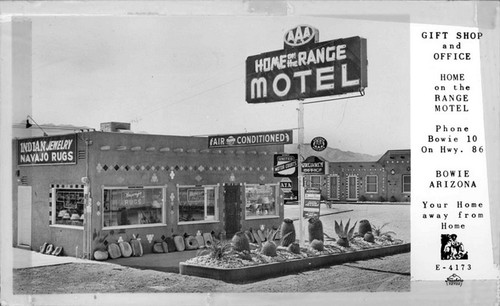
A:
[180,238,410,283]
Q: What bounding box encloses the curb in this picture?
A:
[180,243,410,283]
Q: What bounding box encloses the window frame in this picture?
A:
[177,184,220,225]
[50,187,85,229]
[365,175,378,193]
[102,185,167,230]
[402,174,411,193]
[306,175,322,190]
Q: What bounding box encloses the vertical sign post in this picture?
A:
[298,102,305,246]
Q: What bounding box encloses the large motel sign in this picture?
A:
[246,25,367,104]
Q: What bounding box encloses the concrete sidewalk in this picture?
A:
[12,247,109,269]
[107,249,199,273]
[11,246,200,274]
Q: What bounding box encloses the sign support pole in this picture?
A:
[298,101,305,246]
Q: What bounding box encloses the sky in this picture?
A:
[29,14,410,156]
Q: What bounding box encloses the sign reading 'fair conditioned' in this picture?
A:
[246,25,367,103]
[208,130,293,148]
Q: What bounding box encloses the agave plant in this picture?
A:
[371,223,397,241]
[197,239,232,260]
[334,219,357,247]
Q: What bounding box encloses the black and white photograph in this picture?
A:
[0,1,498,306]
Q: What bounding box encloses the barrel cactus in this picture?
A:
[308,216,324,242]
[310,239,324,251]
[261,240,277,257]
[358,219,372,236]
[231,231,250,252]
[364,232,375,243]
[280,218,296,247]
[260,229,279,257]
[287,242,301,254]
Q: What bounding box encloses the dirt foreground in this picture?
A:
[14,253,409,294]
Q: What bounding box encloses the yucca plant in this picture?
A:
[334,219,357,247]
[371,223,397,241]
[197,239,232,260]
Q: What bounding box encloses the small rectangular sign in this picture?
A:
[208,130,293,148]
[301,156,326,174]
[274,161,298,173]
[274,153,298,177]
[18,134,77,166]
[303,188,321,218]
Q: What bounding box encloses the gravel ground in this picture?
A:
[14,253,409,294]
[13,203,410,295]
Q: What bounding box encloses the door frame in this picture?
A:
[223,183,241,237]
[347,175,358,200]
[17,185,32,247]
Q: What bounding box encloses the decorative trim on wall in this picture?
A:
[95,162,272,175]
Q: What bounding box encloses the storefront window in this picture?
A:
[245,184,278,219]
[178,185,218,223]
[103,187,165,228]
[52,188,84,226]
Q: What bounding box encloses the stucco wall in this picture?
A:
[12,136,87,256]
[87,132,284,254]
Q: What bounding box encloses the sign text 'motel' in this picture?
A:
[18,134,77,166]
[246,25,367,103]
[208,130,293,148]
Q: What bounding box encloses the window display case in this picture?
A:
[244,184,278,219]
[178,185,218,223]
[102,186,165,228]
[53,188,84,226]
